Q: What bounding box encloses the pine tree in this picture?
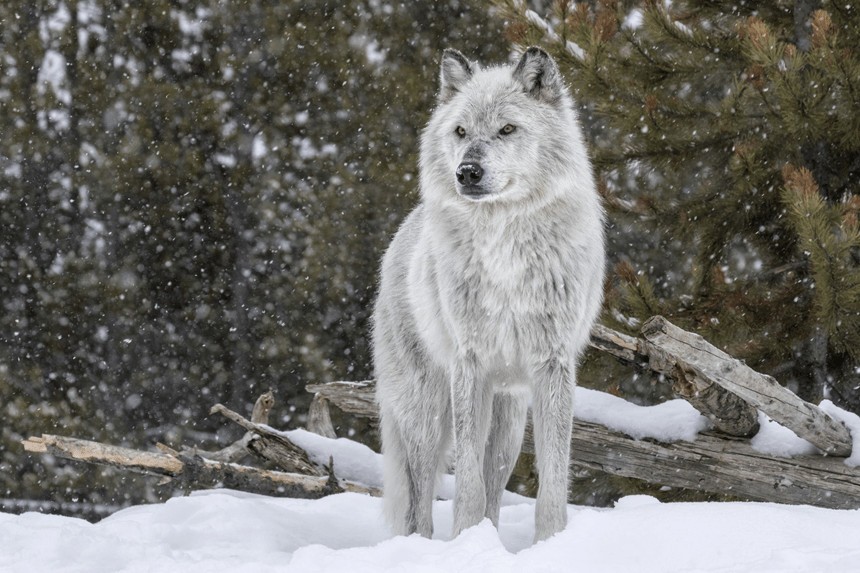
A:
[498,0,860,409]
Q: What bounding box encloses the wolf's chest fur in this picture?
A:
[466,216,569,315]
[413,209,581,366]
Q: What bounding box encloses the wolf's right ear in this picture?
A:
[439,49,475,102]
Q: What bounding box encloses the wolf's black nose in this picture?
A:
[456,162,484,186]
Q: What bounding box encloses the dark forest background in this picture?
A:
[1,0,857,516]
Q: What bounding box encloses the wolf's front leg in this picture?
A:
[532,356,574,542]
[450,354,493,536]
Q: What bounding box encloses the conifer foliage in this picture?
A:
[498,0,860,408]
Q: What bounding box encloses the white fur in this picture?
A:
[373,47,605,543]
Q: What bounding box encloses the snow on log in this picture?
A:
[640,316,853,456]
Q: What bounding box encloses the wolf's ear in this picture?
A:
[439,49,475,102]
[513,47,564,104]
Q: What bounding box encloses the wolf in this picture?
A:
[373,47,605,543]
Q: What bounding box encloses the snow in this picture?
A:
[4,488,860,571]
[751,411,820,457]
[5,393,860,571]
[575,387,711,441]
[622,8,644,30]
[287,429,384,487]
[820,400,860,468]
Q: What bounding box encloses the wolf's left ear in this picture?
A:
[513,47,564,104]
[439,49,475,102]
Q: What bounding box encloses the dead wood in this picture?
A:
[209,402,325,476]
[308,394,338,439]
[591,322,760,437]
[195,390,275,463]
[22,433,380,499]
[641,316,852,455]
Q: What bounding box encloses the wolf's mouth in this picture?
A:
[458,185,491,200]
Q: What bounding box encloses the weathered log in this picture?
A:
[308,394,338,439]
[668,361,760,438]
[592,322,760,437]
[308,379,860,510]
[306,381,378,421]
[173,452,343,499]
[561,422,860,509]
[196,390,275,463]
[209,403,325,476]
[588,323,643,364]
[23,434,184,473]
[21,433,380,498]
[641,316,852,455]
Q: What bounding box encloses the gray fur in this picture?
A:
[373,47,605,543]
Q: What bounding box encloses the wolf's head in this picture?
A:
[420,47,589,209]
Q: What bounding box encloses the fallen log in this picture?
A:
[588,323,643,364]
[22,433,380,498]
[307,379,860,510]
[195,390,275,463]
[306,381,377,421]
[641,316,852,455]
[591,322,760,437]
[209,402,324,476]
[546,422,860,510]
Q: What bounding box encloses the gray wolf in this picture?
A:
[373,47,605,543]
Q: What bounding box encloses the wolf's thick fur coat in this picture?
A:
[373,47,605,542]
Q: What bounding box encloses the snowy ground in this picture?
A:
[4,489,860,572]
[4,390,860,572]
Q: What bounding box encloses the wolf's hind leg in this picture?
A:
[381,412,413,536]
[483,392,528,527]
[382,378,450,538]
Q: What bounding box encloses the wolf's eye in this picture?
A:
[499,124,516,135]
[455,126,466,138]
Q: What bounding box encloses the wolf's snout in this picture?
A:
[456,162,484,186]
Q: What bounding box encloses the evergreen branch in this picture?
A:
[782,166,860,358]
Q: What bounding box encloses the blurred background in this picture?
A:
[1,0,857,518]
